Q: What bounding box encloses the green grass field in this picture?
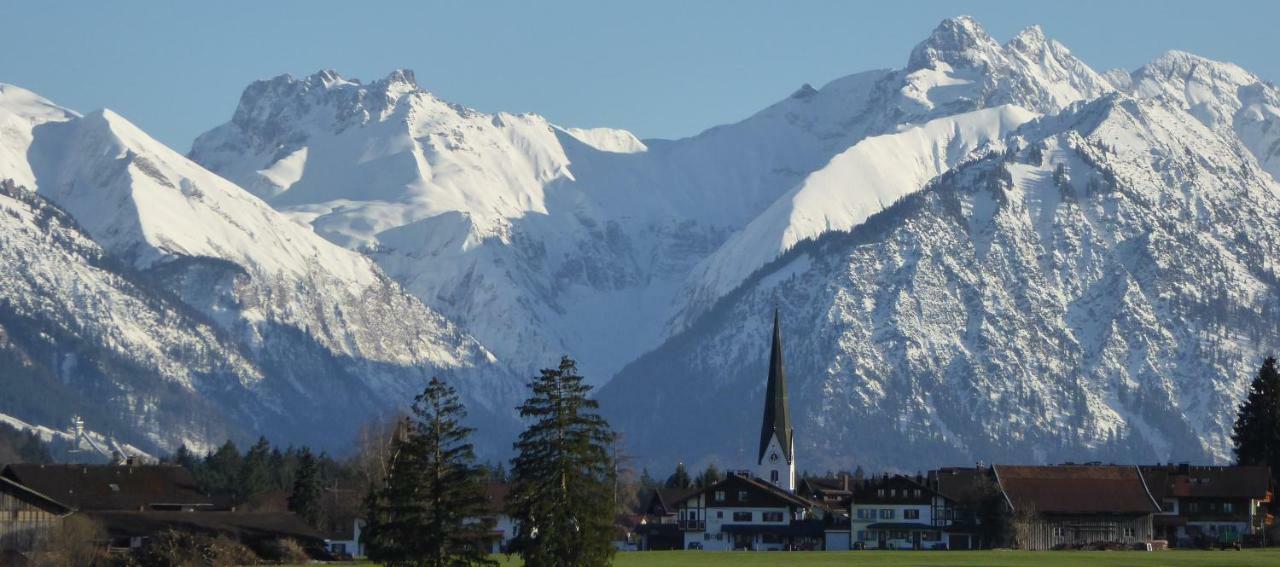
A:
[313,549,1280,566]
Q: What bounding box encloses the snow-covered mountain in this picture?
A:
[5,15,1279,469]
[188,17,1121,383]
[601,93,1280,470]
[0,85,522,456]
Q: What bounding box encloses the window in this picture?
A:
[716,511,723,519]
[1223,502,1234,513]
[913,489,922,498]
[857,530,868,541]
[738,491,749,503]
[879,509,895,520]
[903,509,920,520]
[877,489,885,498]
[771,470,779,483]
[1051,526,1065,538]
[1122,527,1135,538]
[714,491,726,502]
[762,512,783,522]
[889,489,897,498]
[1188,502,1200,513]
[890,530,907,539]
[732,511,752,522]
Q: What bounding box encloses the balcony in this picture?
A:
[677,519,706,531]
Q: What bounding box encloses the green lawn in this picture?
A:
[312,549,1280,566]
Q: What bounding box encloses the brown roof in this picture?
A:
[481,482,509,516]
[993,465,1159,515]
[646,487,699,515]
[1140,465,1271,500]
[931,467,993,507]
[86,510,324,546]
[0,475,72,515]
[2,464,212,511]
[673,473,818,510]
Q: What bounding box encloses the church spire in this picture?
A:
[758,309,794,466]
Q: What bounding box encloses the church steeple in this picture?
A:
[757,310,795,491]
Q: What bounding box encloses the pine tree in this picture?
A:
[508,356,617,567]
[364,377,497,567]
[289,447,324,527]
[1233,357,1280,480]
[665,463,692,489]
[696,463,722,489]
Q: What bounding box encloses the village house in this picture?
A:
[0,462,322,554]
[848,473,952,550]
[481,482,518,554]
[1141,464,1272,547]
[667,472,824,550]
[635,487,698,550]
[993,464,1159,550]
[928,466,989,550]
[0,474,71,552]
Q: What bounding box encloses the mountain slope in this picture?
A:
[1,87,522,455]
[189,17,1117,382]
[1125,50,1280,185]
[600,94,1280,471]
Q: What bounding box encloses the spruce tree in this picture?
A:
[665,463,692,489]
[364,377,497,567]
[696,463,723,489]
[240,437,273,501]
[508,356,617,567]
[289,447,324,527]
[1233,357,1280,479]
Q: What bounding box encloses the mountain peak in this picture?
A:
[907,15,1000,71]
[308,69,350,87]
[382,68,417,87]
[1007,25,1047,53]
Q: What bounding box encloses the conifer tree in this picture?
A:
[240,436,273,501]
[289,447,324,527]
[666,463,692,489]
[202,440,242,501]
[1233,357,1280,479]
[364,377,497,567]
[508,356,617,567]
[696,463,722,489]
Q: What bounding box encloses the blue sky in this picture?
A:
[5,1,1276,151]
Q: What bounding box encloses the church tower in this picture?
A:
[757,310,796,492]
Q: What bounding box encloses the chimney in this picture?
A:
[843,474,849,492]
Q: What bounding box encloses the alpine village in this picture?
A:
[0,311,1274,565]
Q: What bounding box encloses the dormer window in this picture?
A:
[738,491,749,503]
[714,490,726,502]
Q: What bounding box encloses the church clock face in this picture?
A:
[769,452,780,463]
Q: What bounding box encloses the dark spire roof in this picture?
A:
[758,310,794,465]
